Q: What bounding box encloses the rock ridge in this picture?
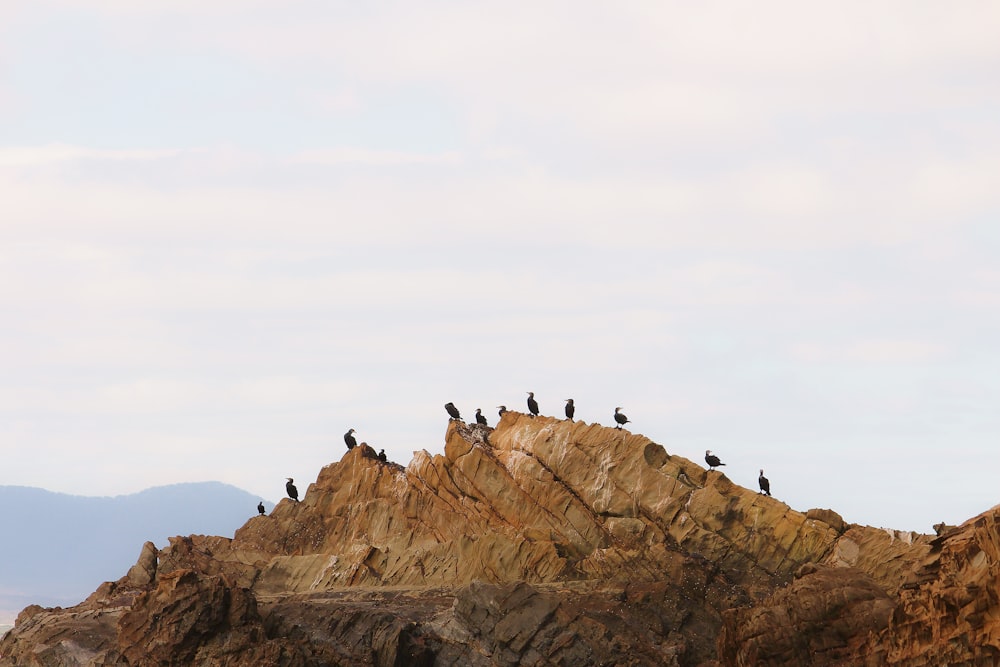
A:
[4,412,995,666]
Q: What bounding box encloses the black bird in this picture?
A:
[758,469,771,496]
[526,392,539,417]
[613,407,630,429]
[378,449,387,463]
[285,477,299,501]
[475,408,488,425]
[257,501,265,515]
[497,405,508,418]
[564,399,575,421]
[704,450,725,470]
[344,428,357,450]
[445,402,462,421]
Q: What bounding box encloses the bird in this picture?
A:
[378,449,387,462]
[564,399,575,421]
[613,407,630,429]
[758,469,771,496]
[497,405,508,417]
[475,408,488,425]
[344,428,357,450]
[527,392,539,417]
[257,501,265,515]
[445,402,462,421]
[704,450,725,470]
[285,478,299,501]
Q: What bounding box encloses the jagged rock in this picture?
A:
[125,541,157,587]
[862,507,1000,665]
[117,569,311,666]
[806,507,847,533]
[0,412,968,666]
[718,563,894,665]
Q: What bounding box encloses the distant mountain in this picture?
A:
[0,482,272,621]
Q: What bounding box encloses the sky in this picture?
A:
[1,1,999,533]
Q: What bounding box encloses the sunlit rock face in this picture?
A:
[14,413,1000,666]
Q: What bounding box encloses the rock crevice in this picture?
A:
[7,413,992,666]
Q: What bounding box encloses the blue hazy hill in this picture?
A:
[0,482,272,618]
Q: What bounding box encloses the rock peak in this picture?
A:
[8,411,1000,665]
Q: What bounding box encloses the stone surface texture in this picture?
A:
[2,414,994,665]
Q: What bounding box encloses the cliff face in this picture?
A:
[1,413,994,666]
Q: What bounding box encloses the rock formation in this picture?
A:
[1,413,997,665]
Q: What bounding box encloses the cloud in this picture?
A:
[0,144,194,167]
[0,2,998,533]
[790,339,950,365]
[288,147,461,166]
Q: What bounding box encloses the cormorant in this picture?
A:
[344,428,357,450]
[475,408,488,426]
[614,407,630,429]
[565,399,575,421]
[526,392,539,417]
[257,501,265,515]
[445,402,462,421]
[378,449,387,463]
[497,405,507,417]
[285,477,299,501]
[758,469,771,496]
[704,450,725,470]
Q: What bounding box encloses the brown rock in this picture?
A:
[117,568,311,666]
[0,414,948,666]
[125,540,158,587]
[864,508,1000,665]
[719,564,894,666]
[806,507,848,533]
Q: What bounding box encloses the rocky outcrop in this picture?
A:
[718,563,894,665]
[116,569,315,666]
[861,507,1000,665]
[2,412,985,666]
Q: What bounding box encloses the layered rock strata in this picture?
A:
[5,413,992,666]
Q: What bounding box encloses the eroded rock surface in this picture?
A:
[2,413,974,666]
[718,563,894,666]
[863,508,1000,665]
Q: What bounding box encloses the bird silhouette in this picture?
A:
[527,392,539,417]
[758,469,771,496]
[613,407,630,429]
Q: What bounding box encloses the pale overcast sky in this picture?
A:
[1,2,999,532]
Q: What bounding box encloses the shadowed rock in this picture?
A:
[7,414,985,666]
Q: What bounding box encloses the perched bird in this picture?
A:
[497,405,508,417]
[344,428,357,450]
[285,478,299,501]
[704,450,725,470]
[526,392,539,417]
[564,399,575,421]
[758,469,771,496]
[475,408,488,426]
[257,501,265,515]
[378,449,387,462]
[445,402,462,421]
[614,407,630,429]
